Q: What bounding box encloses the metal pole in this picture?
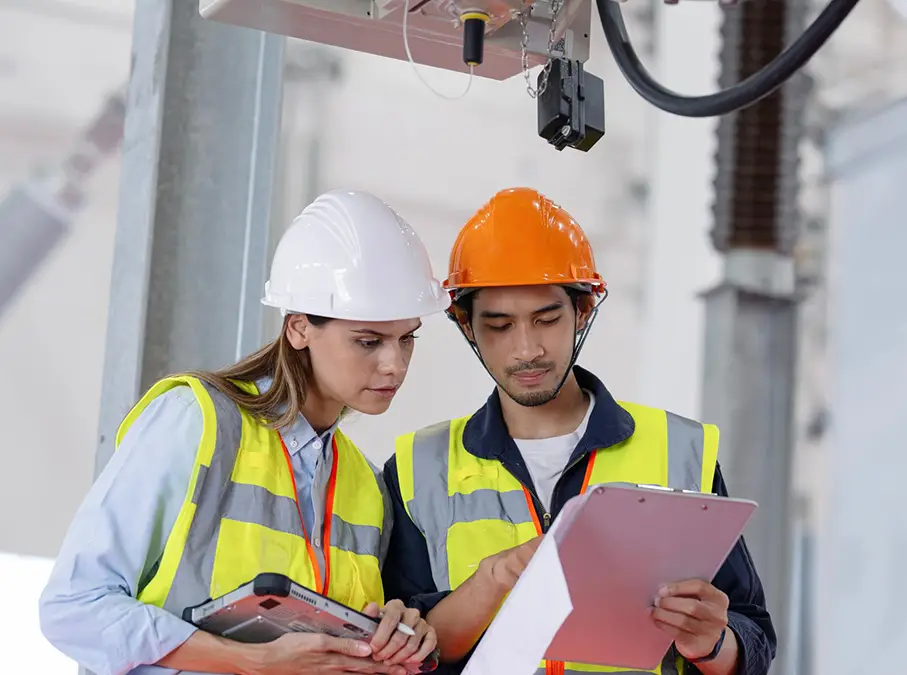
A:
[90,0,284,508]
[84,6,283,673]
[700,255,798,675]
[704,0,812,671]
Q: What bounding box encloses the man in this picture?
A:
[382,187,777,675]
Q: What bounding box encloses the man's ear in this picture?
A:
[462,321,476,343]
[285,314,311,350]
[575,294,596,331]
[447,305,476,343]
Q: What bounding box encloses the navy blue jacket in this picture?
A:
[382,366,777,675]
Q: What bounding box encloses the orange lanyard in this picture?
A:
[525,454,596,675]
[279,434,340,596]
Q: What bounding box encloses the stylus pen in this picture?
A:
[395,622,416,636]
[377,612,416,637]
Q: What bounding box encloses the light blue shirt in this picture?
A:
[39,380,392,675]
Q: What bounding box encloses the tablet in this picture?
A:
[543,483,757,670]
[183,573,439,673]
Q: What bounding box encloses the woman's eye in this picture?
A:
[400,334,419,345]
[358,339,381,349]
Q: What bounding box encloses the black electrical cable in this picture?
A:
[596,0,860,117]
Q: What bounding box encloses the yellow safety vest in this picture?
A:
[395,401,719,675]
[120,375,386,619]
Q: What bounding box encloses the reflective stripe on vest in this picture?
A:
[395,401,720,675]
[118,376,385,617]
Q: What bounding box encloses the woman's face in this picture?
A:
[287,315,422,415]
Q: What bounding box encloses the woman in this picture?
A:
[39,189,451,675]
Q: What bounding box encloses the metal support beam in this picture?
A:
[700,252,798,675]
[92,0,284,477]
[706,0,811,671]
[82,2,285,671]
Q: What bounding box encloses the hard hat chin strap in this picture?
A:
[549,297,603,401]
[455,291,607,408]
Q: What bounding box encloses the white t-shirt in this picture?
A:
[513,391,596,513]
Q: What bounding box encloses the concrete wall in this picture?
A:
[817,97,907,675]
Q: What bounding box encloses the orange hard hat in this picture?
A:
[445,187,605,295]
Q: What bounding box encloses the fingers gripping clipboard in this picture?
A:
[545,483,757,670]
[462,483,757,675]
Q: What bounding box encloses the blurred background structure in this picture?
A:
[1,0,906,673]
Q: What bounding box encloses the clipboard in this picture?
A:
[542,483,758,670]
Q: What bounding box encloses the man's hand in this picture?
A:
[245,633,406,675]
[363,599,438,668]
[423,536,543,664]
[651,579,729,662]
[478,536,543,592]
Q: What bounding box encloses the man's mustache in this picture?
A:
[505,361,556,376]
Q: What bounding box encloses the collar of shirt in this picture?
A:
[254,375,338,459]
[461,365,635,466]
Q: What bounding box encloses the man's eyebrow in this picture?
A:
[479,302,564,319]
[533,302,564,314]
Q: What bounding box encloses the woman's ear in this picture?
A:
[285,314,311,350]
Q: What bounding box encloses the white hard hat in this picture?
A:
[262,189,451,321]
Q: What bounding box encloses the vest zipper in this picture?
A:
[513,455,586,534]
[513,475,548,533]
[546,454,589,532]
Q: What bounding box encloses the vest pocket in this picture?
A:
[328,548,384,610]
[210,519,317,599]
[447,520,538,590]
[231,452,295,500]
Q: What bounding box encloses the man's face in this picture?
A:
[467,285,584,407]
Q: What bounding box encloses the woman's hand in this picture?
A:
[363,599,438,669]
[160,630,406,675]
[244,632,407,674]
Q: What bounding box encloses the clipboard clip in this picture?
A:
[635,484,702,495]
[589,483,704,496]
[636,484,675,492]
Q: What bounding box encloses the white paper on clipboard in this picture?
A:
[461,514,576,675]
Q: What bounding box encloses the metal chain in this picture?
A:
[519,0,565,99]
